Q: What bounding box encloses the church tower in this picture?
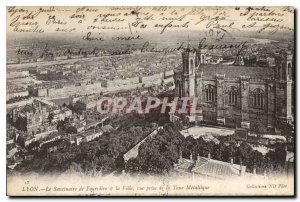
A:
[274,50,293,124]
[195,41,202,68]
[181,45,196,97]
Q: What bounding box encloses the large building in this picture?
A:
[173,43,294,133]
[11,99,72,136]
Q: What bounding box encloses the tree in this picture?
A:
[247,150,264,173]
[274,146,287,165]
[125,158,140,174]
[276,120,294,151]
[16,135,25,148]
[15,116,27,132]
[115,154,125,172]
[66,126,77,134]
[236,142,252,165]
[96,154,115,174]
[251,121,265,139]
[265,144,287,172]
[69,162,83,173]
[27,141,40,151]
[48,113,54,123]
[135,124,183,174]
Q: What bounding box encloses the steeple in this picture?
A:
[181,39,196,76]
[195,38,202,67]
[181,45,196,97]
[274,50,293,124]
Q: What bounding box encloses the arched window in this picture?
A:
[251,88,264,109]
[205,85,216,103]
[184,60,189,74]
[190,59,194,73]
[228,87,238,106]
[282,64,286,80]
[176,80,182,97]
[288,63,292,80]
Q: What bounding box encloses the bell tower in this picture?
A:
[274,50,293,124]
[181,45,196,97]
[195,41,202,68]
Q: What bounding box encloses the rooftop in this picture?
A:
[176,64,275,80]
[175,158,194,172]
[200,64,274,79]
[191,157,244,178]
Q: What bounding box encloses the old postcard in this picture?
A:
[6,6,294,196]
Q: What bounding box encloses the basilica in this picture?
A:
[173,43,294,133]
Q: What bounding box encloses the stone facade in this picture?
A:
[12,99,72,136]
[174,47,294,133]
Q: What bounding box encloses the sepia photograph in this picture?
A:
[5,5,295,196]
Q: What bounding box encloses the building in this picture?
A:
[28,81,103,98]
[7,88,29,101]
[174,152,264,180]
[81,128,103,143]
[71,125,113,146]
[7,143,19,159]
[41,139,70,153]
[75,96,98,110]
[7,71,29,79]
[39,132,61,147]
[11,99,72,135]
[191,154,246,179]
[173,44,294,133]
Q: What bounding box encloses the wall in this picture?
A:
[196,75,273,131]
[47,82,102,98]
[7,90,29,101]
